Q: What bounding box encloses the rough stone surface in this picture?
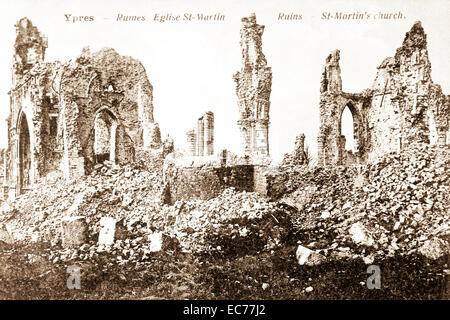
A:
[269,142,449,261]
[349,222,374,247]
[163,160,256,204]
[418,237,449,260]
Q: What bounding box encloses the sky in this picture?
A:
[0,0,449,162]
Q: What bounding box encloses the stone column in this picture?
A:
[186,129,196,156]
[110,121,117,163]
[321,50,342,93]
[203,111,214,156]
[294,133,305,160]
[196,117,204,157]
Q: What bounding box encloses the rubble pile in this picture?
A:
[0,147,290,265]
[0,149,165,246]
[151,188,291,253]
[0,142,448,268]
[274,143,449,262]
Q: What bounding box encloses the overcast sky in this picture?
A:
[0,0,449,162]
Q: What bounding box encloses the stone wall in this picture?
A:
[317,22,449,166]
[163,162,255,204]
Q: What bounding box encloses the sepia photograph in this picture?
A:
[0,0,448,310]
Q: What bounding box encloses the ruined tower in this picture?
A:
[233,14,272,159]
[186,111,214,157]
[12,18,48,82]
[317,22,449,167]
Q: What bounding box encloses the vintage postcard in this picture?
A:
[0,0,448,308]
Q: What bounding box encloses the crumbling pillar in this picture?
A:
[294,133,305,160]
[196,117,204,157]
[203,111,214,156]
[186,129,196,156]
[187,111,214,157]
[233,14,272,159]
[321,50,342,93]
[254,120,269,155]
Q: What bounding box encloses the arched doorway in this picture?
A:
[94,108,118,164]
[18,113,31,193]
[341,105,356,152]
[337,102,361,165]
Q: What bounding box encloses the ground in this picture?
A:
[0,144,448,300]
[0,242,447,299]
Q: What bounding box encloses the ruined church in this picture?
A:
[318,22,450,166]
[3,16,449,204]
[3,18,161,200]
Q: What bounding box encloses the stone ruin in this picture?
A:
[233,13,272,160]
[162,14,273,204]
[3,17,449,206]
[185,111,214,157]
[3,18,162,201]
[318,22,450,166]
[281,133,308,166]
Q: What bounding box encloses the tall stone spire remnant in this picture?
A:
[233,14,272,159]
[13,18,48,81]
[320,49,342,93]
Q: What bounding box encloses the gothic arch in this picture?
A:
[93,107,118,164]
[337,101,362,153]
[17,111,32,193]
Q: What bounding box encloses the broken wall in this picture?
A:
[318,22,449,166]
[163,163,255,204]
[4,18,162,199]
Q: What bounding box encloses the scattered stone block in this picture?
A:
[61,216,88,248]
[98,217,116,245]
[149,232,163,252]
[114,219,129,240]
[349,222,374,246]
[296,245,326,266]
[321,211,331,219]
[418,237,448,260]
[30,232,40,243]
[0,224,14,244]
